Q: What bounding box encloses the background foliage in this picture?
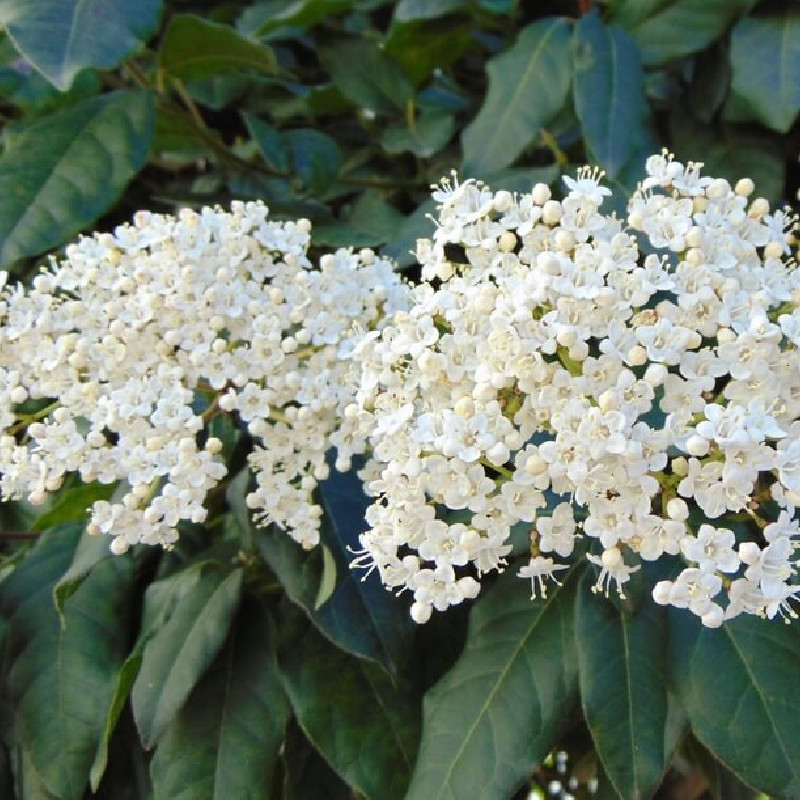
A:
[1,1,800,798]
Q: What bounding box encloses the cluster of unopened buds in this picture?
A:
[350,150,800,627]
[1,150,799,629]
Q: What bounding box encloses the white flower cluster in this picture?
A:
[0,201,409,553]
[351,152,800,626]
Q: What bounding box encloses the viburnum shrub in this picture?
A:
[2,152,800,632]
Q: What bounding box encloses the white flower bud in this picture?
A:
[686,435,710,456]
[531,183,551,205]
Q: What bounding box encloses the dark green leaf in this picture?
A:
[671,610,800,797]
[0,525,138,800]
[31,482,116,532]
[461,17,572,176]
[89,647,143,791]
[150,597,288,800]
[243,112,291,172]
[52,526,116,621]
[319,39,413,115]
[314,189,406,248]
[404,565,580,800]
[385,20,471,86]
[132,567,243,748]
[238,0,352,38]
[380,197,436,267]
[620,0,758,66]
[0,91,154,268]
[728,10,800,133]
[285,129,341,194]
[576,574,684,800]
[670,112,785,206]
[249,466,414,674]
[159,14,278,82]
[0,0,162,90]
[572,12,653,178]
[283,721,353,800]
[393,0,465,22]
[688,43,731,124]
[380,108,455,157]
[277,606,420,800]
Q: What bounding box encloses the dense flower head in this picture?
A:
[0,201,410,553]
[351,152,800,626]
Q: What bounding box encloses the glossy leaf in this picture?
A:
[671,611,800,797]
[728,10,800,133]
[404,565,580,800]
[462,17,572,176]
[572,12,652,178]
[393,0,465,22]
[159,15,278,82]
[319,39,413,115]
[238,0,352,38]
[0,526,137,800]
[132,567,243,748]
[0,91,154,267]
[277,606,420,800]
[52,526,118,621]
[576,574,684,800]
[0,0,162,90]
[31,483,116,533]
[620,0,758,66]
[150,598,288,800]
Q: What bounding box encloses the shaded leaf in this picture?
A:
[314,189,406,248]
[670,112,785,206]
[0,0,162,90]
[380,197,436,267]
[0,91,154,268]
[572,11,653,178]
[404,565,580,800]
[150,597,288,800]
[0,525,137,800]
[670,610,800,797]
[285,129,341,194]
[688,43,731,124]
[385,19,471,86]
[620,0,758,66]
[243,112,291,172]
[380,109,455,157]
[132,567,243,748]
[576,573,684,800]
[159,14,278,82]
[728,9,800,133]
[319,39,413,115]
[462,17,572,176]
[277,606,420,800]
[283,721,352,800]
